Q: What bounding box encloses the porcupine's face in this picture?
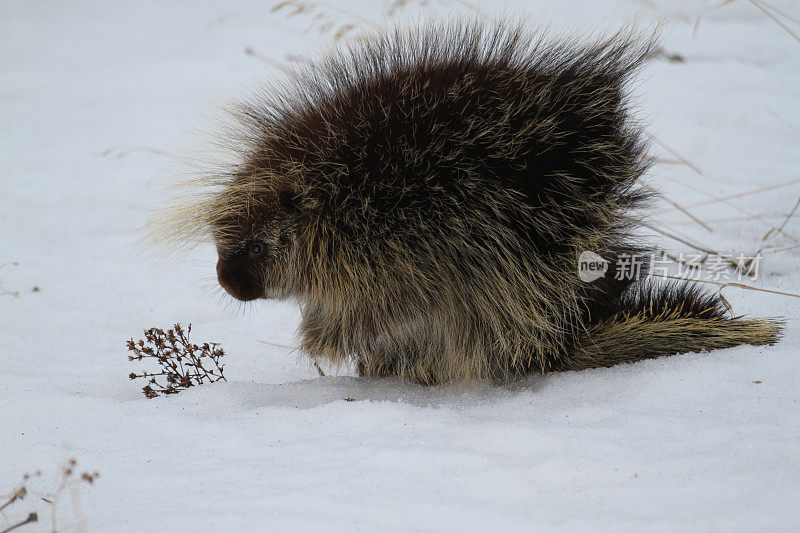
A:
[212,189,299,302]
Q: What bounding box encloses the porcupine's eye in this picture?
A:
[248,241,265,258]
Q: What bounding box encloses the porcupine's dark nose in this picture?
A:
[216,259,233,294]
[216,257,260,301]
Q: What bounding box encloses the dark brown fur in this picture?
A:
[156,20,782,384]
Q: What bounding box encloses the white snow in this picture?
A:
[1,0,799,531]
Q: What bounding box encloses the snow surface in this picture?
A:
[2,0,799,531]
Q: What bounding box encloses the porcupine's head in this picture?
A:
[207,167,302,302]
[148,150,305,302]
[147,64,321,302]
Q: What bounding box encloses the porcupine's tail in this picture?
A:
[565,281,783,370]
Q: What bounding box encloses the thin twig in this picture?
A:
[658,276,800,299]
[658,176,800,243]
[761,242,800,255]
[642,223,720,256]
[0,488,25,513]
[667,213,791,225]
[645,184,713,232]
[256,339,324,375]
[757,0,800,26]
[646,132,704,175]
[694,0,743,38]
[749,0,800,44]
[0,513,37,533]
[256,339,303,358]
[666,178,800,210]
[762,106,800,137]
[656,274,800,316]
[274,0,376,27]
[0,261,20,297]
[654,157,685,166]
[763,195,800,240]
[99,146,181,160]
[245,47,292,72]
[256,340,295,350]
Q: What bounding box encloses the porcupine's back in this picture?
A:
[239,20,653,254]
[205,20,780,382]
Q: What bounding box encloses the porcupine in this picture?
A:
[157,20,782,384]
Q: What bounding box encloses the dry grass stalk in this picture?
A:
[654,157,686,166]
[42,459,99,533]
[257,339,325,376]
[659,176,800,244]
[760,242,800,255]
[672,177,800,211]
[659,274,800,315]
[667,213,792,225]
[0,487,27,514]
[0,261,19,298]
[244,47,292,72]
[694,0,800,43]
[644,184,713,232]
[763,194,800,240]
[99,146,182,161]
[755,0,800,25]
[1,461,98,533]
[643,222,728,258]
[384,0,487,18]
[748,0,800,44]
[271,0,375,40]
[0,513,37,533]
[657,177,800,213]
[646,131,704,175]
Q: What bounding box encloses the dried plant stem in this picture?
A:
[128,324,226,398]
[256,339,302,357]
[642,222,725,257]
[0,491,22,514]
[763,194,800,240]
[271,0,376,40]
[256,340,295,350]
[654,157,685,166]
[245,47,292,72]
[668,213,792,225]
[644,184,712,232]
[0,513,37,533]
[288,0,375,27]
[0,261,20,297]
[646,132,704,175]
[100,146,182,160]
[693,0,800,41]
[761,242,800,255]
[755,0,800,26]
[656,274,800,315]
[385,0,488,18]
[663,177,800,211]
[695,278,799,298]
[749,0,800,44]
[452,0,488,16]
[662,177,800,243]
[256,339,325,376]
